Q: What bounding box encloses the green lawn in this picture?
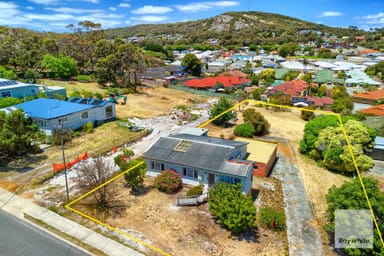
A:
[38,79,107,96]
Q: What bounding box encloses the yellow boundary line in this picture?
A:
[65,99,384,255]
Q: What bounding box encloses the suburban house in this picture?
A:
[0,79,40,98]
[11,97,115,135]
[0,78,67,99]
[358,104,384,116]
[182,75,251,90]
[144,131,254,194]
[292,96,334,110]
[266,80,309,98]
[234,137,277,177]
[352,89,384,105]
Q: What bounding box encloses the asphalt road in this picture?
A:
[0,209,90,256]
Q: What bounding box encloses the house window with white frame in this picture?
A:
[81,111,88,120]
[34,119,47,128]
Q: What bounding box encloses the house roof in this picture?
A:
[144,134,249,176]
[220,70,248,78]
[234,137,277,164]
[0,78,40,90]
[313,69,344,84]
[16,98,95,119]
[300,96,334,106]
[182,75,250,88]
[352,89,384,101]
[358,104,384,116]
[267,80,308,97]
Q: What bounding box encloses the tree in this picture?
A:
[124,163,146,194]
[208,182,257,234]
[181,53,202,76]
[77,157,115,210]
[301,106,316,121]
[94,42,146,91]
[242,108,270,135]
[251,87,265,100]
[277,42,300,57]
[326,177,384,255]
[234,123,255,137]
[0,109,40,163]
[300,115,354,155]
[209,97,235,126]
[311,120,375,174]
[0,66,17,80]
[258,68,275,85]
[154,170,182,194]
[41,54,77,79]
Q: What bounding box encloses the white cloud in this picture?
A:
[109,7,117,11]
[24,13,74,21]
[318,11,342,17]
[132,5,172,14]
[45,7,102,14]
[28,0,57,5]
[175,1,239,12]
[357,12,384,28]
[0,2,18,9]
[84,0,99,3]
[119,3,131,8]
[134,15,169,22]
[26,6,34,10]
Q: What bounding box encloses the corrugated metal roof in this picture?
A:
[144,135,248,172]
[375,136,384,150]
[219,161,251,177]
[16,98,94,119]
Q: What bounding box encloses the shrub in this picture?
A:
[76,74,91,82]
[154,169,183,194]
[186,184,203,197]
[82,122,93,133]
[259,207,285,231]
[234,123,255,137]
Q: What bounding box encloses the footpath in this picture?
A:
[0,188,143,256]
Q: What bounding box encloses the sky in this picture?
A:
[1,0,384,32]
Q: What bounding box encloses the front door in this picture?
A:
[208,173,215,187]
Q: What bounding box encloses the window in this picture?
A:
[220,175,241,185]
[81,112,88,120]
[58,117,68,124]
[1,91,11,98]
[35,119,47,127]
[183,167,198,179]
[105,106,113,118]
[174,140,193,152]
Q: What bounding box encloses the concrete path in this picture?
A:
[268,138,324,256]
[0,188,143,256]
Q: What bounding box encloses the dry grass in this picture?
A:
[116,87,204,119]
[38,79,106,95]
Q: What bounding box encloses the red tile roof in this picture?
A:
[358,49,380,55]
[358,104,384,116]
[304,96,334,106]
[352,90,384,101]
[268,80,309,97]
[220,70,248,78]
[183,75,251,88]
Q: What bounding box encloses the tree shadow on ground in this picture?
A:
[0,154,48,173]
[130,185,153,196]
[235,229,260,243]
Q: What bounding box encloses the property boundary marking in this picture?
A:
[65,99,384,255]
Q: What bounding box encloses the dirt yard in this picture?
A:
[115,87,205,119]
[74,175,287,256]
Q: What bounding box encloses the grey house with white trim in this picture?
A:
[144,133,254,194]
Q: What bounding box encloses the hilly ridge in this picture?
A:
[105,11,359,45]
